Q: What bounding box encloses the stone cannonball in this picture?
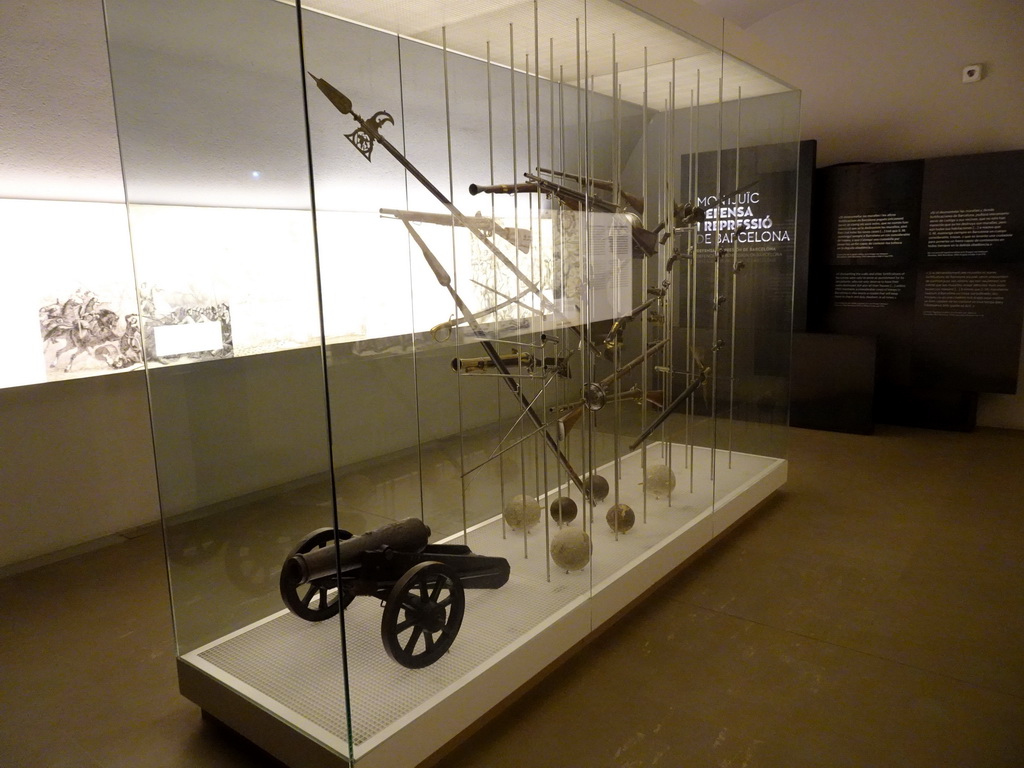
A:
[503,494,542,532]
[584,474,610,503]
[549,496,579,526]
[606,502,636,534]
[550,527,592,571]
[645,464,677,498]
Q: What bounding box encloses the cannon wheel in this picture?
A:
[279,527,355,622]
[381,561,465,669]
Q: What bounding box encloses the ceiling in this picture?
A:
[299,0,793,105]
[691,0,804,29]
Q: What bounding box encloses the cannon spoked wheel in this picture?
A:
[381,561,465,669]
[279,527,355,622]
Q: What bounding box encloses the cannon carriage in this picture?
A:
[279,517,510,668]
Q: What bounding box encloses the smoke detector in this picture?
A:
[962,64,984,83]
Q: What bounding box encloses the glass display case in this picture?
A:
[102,0,799,764]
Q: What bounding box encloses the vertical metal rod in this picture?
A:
[560,66,566,181]
[639,47,649,524]
[575,16,590,536]
[557,64,570,526]
[524,50,537,559]
[485,41,508,532]
[690,72,700,494]
[534,3,551,582]
[551,55,565,520]
[441,28,471,546]
[684,86,694,479]
[662,77,675,470]
[729,85,741,469]
[612,38,622,518]
[612,47,622,542]
[508,25,530,559]
[549,36,555,183]
[710,73,724,487]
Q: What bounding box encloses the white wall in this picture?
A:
[0,0,123,202]
[742,0,1024,428]
[2,0,1021,567]
[747,0,1024,167]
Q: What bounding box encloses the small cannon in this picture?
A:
[279,517,510,669]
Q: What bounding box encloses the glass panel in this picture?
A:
[103,0,349,759]
[103,0,796,763]
[710,53,799,533]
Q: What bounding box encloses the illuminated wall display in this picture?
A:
[2,199,135,388]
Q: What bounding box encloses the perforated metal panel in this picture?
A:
[190,443,776,756]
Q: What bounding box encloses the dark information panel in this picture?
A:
[812,150,1024,396]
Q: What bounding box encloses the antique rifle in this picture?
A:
[550,384,663,414]
[601,288,666,356]
[470,173,660,258]
[452,349,535,373]
[628,360,711,450]
[398,217,585,494]
[535,167,644,215]
[558,337,669,438]
[380,208,532,254]
[453,349,570,377]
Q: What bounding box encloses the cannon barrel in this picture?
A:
[283,517,431,586]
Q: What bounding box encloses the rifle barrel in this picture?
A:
[469,182,540,196]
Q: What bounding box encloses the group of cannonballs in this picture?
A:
[501,464,677,572]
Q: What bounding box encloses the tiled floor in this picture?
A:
[2,426,1023,767]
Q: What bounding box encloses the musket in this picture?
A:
[628,362,710,450]
[601,288,666,356]
[429,285,537,342]
[549,384,663,414]
[522,174,661,257]
[536,167,644,215]
[453,350,570,378]
[468,181,541,196]
[558,337,669,438]
[397,217,585,494]
[380,208,532,254]
[453,349,535,373]
[470,173,660,258]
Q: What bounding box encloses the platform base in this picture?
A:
[178,443,786,767]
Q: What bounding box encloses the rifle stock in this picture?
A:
[472,173,659,258]
[380,208,531,253]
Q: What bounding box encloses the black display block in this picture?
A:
[811,150,1024,428]
[790,333,876,434]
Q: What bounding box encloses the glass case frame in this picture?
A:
[102,1,799,764]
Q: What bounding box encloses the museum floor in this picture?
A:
[1,425,1023,767]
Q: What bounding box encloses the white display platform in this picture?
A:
[179,442,786,767]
